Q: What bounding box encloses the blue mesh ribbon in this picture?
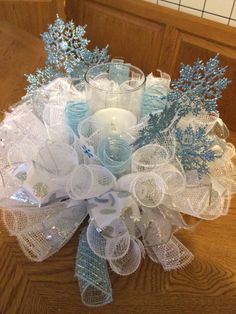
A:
[141,85,168,118]
[65,101,89,135]
[75,228,112,307]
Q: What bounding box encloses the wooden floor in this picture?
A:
[0,22,236,314]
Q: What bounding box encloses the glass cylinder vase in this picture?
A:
[85,62,146,118]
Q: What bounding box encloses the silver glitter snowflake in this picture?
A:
[26,15,109,93]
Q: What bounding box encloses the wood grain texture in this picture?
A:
[67,0,236,131]
[0,12,236,314]
[0,0,65,37]
[0,22,46,119]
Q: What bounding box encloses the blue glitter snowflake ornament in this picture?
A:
[132,101,180,149]
[25,66,60,95]
[175,125,221,177]
[26,15,109,93]
[134,55,230,154]
[168,54,230,116]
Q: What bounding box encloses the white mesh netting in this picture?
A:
[1,199,87,261]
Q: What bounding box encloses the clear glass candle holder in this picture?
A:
[85,62,146,118]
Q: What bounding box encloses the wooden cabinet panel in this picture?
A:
[78,1,165,73]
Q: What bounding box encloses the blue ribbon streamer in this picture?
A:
[75,228,112,307]
[65,101,89,135]
[141,85,168,118]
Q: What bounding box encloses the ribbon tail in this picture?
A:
[1,199,87,261]
[75,228,112,307]
[148,235,194,271]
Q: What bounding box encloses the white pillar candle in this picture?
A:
[92,107,137,133]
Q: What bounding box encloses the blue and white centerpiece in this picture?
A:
[0,16,235,307]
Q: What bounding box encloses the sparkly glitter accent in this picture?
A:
[175,125,221,177]
[26,15,109,93]
[75,228,112,307]
[33,182,48,197]
[16,171,27,182]
[168,54,230,116]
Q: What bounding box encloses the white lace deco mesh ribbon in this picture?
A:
[1,198,87,261]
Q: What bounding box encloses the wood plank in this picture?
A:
[0,0,65,37]
[0,22,46,117]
